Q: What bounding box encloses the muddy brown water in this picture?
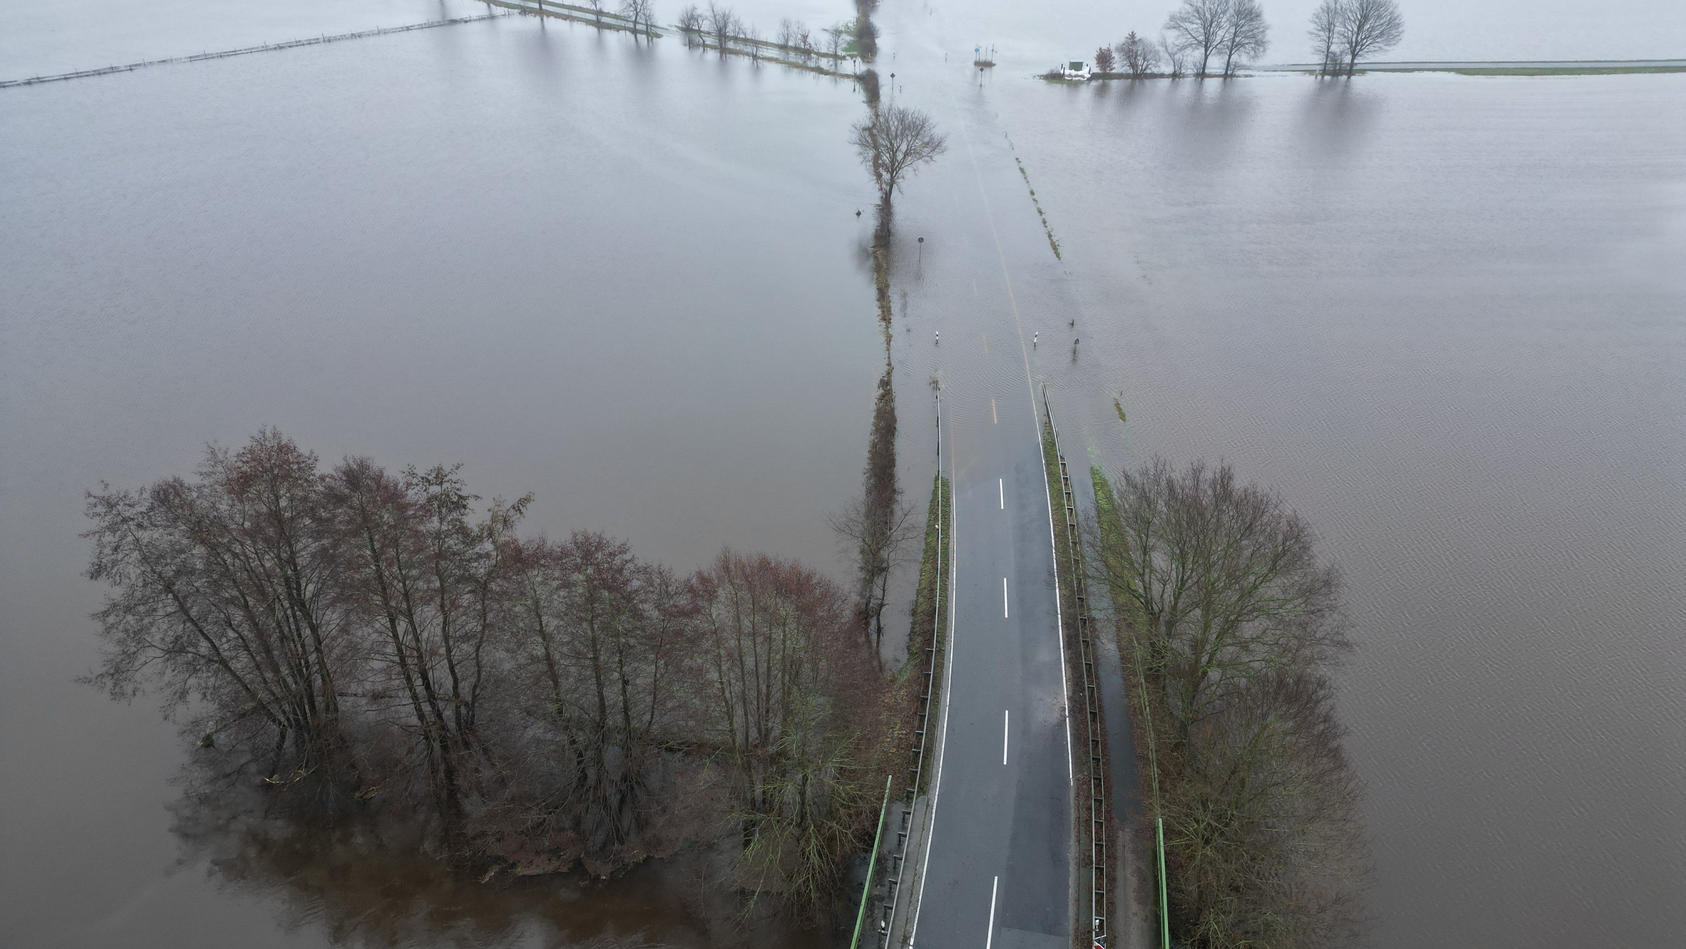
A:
[2,7,881,947]
[872,2,1685,943]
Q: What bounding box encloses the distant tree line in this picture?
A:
[1093,459,1366,948]
[1094,0,1402,80]
[82,430,898,916]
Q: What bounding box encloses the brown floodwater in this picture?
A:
[869,2,1685,941]
[2,7,883,947]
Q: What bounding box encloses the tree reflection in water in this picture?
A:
[165,764,723,949]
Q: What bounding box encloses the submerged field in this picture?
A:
[0,12,884,947]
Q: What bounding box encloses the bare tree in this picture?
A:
[547,532,680,858]
[1219,0,1269,77]
[850,104,946,209]
[706,2,739,55]
[587,0,606,25]
[1165,670,1366,949]
[677,4,703,46]
[620,0,655,40]
[1164,0,1231,78]
[1160,33,1187,77]
[83,431,354,785]
[1308,0,1344,76]
[1140,36,1164,76]
[486,531,698,873]
[327,458,528,826]
[1337,0,1405,75]
[1118,30,1161,78]
[1092,458,1350,737]
[694,550,886,915]
[1093,45,1116,74]
[830,496,917,658]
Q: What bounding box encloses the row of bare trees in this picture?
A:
[676,3,746,54]
[674,4,852,63]
[556,0,656,40]
[83,430,894,914]
[1098,0,1402,80]
[1093,459,1366,947]
[1091,1,1266,81]
[775,17,849,61]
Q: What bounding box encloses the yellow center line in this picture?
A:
[991,397,998,424]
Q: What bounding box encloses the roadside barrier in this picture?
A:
[1042,385,1109,949]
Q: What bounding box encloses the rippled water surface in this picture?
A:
[862,3,1684,944]
[964,56,1686,949]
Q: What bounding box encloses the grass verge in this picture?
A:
[900,473,950,793]
[1005,135,1062,260]
[1380,65,1686,76]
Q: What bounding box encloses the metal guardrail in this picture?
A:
[1042,385,1108,949]
[876,392,944,947]
[851,775,895,949]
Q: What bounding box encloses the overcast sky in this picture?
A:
[1101,0,1686,62]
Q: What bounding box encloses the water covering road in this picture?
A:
[866,5,1119,946]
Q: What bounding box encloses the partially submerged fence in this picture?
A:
[0,14,505,89]
[1042,385,1109,949]
[486,0,658,36]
